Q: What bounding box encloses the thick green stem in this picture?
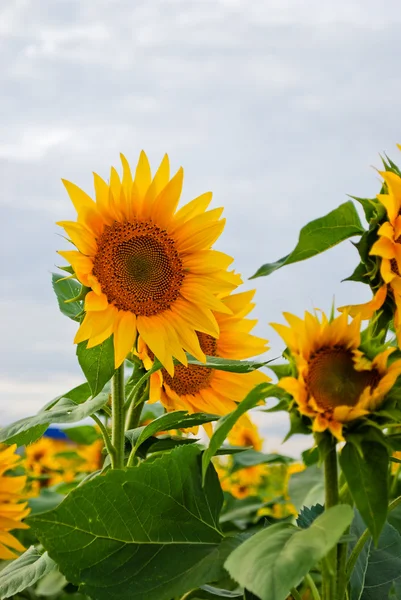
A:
[111,363,125,469]
[324,438,339,600]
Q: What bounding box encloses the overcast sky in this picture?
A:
[1,0,401,455]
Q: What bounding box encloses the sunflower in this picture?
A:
[0,444,30,560]
[226,464,268,499]
[228,415,263,451]
[138,289,270,418]
[271,311,401,440]
[341,166,401,342]
[57,152,242,373]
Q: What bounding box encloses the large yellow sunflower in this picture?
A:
[342,165,401,342]
[139,290,270,417]
[0,445,30,560]
[58,152,242,373]
[271,311,401,440]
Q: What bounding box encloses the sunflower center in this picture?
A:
[92,221,184,316]
[163,332,218,396]
[306,347,379,410]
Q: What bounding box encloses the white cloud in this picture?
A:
[0,127,74,161]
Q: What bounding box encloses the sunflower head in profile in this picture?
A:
[0,444,30,560]
[138,290,270,422]
[57,152,242,373]
[271,311,401,441]
[341,154,401,343]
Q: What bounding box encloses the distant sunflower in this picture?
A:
[139,290,270,417]
[228,415,263,451]
[0,445,30,560]
[58,152,241,373]
[271,311,401,440]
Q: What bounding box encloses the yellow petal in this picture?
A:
[134,150,152,198]
[370,236,396,259]
[173,192,213,226]
[85,291,109,312]
[57,221,97,256]
[93,172,114,223]
[143,154,171,209]
[151,167,184,227]
[338,285,387,320]
[137,316,174,376]
[62,179,96,214]
[113,311,137,368]
[377,221,395,240]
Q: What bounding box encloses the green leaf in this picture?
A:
[187,355,270,373]
[145,436,199,454]
[224,505,353,600]
[126,410,219,456]
[231,450,293,473]
[340,441,389,544]
[0,423,49,447]
[29,445,231,600]
[349,510,372,600]
[343,261,370,284]
[77,336,115,397]
[64,425,101,445]
[0,393,108,446]
[360,520,401,599]
[199,585,242,598]
[0,546,56,600]
[296,504,325,529]
[220,496,267,525]
[283,410,311,441]
[288,465,324,511]
[390,582,401,599]
[35,568,67,597]
[301,447,319,467]
[40,382,91,413]
[201,383,272,482]
[52,273,83,321]
[28,489,65,516]
[250,201,364,279]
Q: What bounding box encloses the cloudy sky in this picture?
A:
[1,0,400,455]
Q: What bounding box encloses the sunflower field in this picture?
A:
[2,149,401,600]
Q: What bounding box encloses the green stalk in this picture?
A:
[305,573,322,600]
[91,413,116,467]
[323,438,339,600]
[111,363,125,469]
[125,382,149,431]
[290,588,303,600]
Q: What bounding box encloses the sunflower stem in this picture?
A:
[323,437,339,600]
[111,363,125,469]
[91,413,116,466]
[125,382,149,432]
[305,573,322,600]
